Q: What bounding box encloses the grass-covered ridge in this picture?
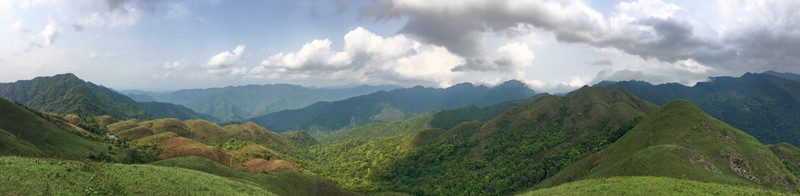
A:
[0,156,275,195]
[0,97,110,159]
[521,176,790,196]
[540,99,799,192]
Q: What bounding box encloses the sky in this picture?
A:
[1,0,799,93]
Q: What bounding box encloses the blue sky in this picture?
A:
[1,0,798,93]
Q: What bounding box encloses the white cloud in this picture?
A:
[39,22,58,47]
[75,5,141,30]
[260,27,464,87]
[11,21,31,34]
[207,45,246,69]
[494,42,534,78]
[166,3,191,19]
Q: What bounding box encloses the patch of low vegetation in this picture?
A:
[521,176,790,196]
[0,156,274,195]
[151,156,356,196]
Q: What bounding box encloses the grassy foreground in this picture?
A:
[0,156,274,195]
[521,176,789,196]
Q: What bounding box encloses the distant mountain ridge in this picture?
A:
[248,80,538,133]
[126,83,401,121]
[598,72,800,146]
[0,74,217,122]
[0,73,151,120]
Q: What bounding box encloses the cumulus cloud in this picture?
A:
[360,0,800,77]
[207,45,246,69]
[39,22,58,47]
[259,27,464,87]
[453,42,534,79]
[11,20,31,34]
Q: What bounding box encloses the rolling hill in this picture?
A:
[598,72,800,146]
[126,83,400,121]
[0,97,110,159]
[248,80,538,133]
[538,99,799,192]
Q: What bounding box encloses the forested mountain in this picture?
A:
[0,73,151,120]
[598,73,800,146]
[125,84,400,121]
[539,99,798,191]
[764,70,800,82]
[134,102,219,122]
[248,80,538,133]
[316,97,536,143]
[301,86,656,195]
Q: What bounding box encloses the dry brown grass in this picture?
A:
[158,137,232,166]
[183,119,228,143]
[145,118,192,137]
[93,115,116,127]
[107,120,139,134]
[225,122,293,152]
[116,126,155,140]
[242,158,299,173]
[137,132,179,146]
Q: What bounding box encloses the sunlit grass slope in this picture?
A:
[521,176,790,196]
[0,156,274,195]
[540,99,799,192]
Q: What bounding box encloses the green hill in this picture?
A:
[378,86,657,195]
[249,80,537,133]
[151,156,356,196]
[769,142,800,178]
[128,84,400,121]
[0,156,275,195]
[521,176,790,196]
[297,86,655,195]
[539,99,798,192]
[0,73,151,120]
[0,97,110,159]
[598,73,800,146]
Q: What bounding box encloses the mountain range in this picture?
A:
[598,72,800,146]
[248,80,538,133]
[124,83,400,121]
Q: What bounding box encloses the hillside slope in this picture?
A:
[249,80,537,133]
[598,73,800,146]
[0,73,150,119]
[521,176,791,196]
[539,99,799,192]
[0,156,274,195]
[0,97,109,159]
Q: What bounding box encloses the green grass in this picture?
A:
[0,97,110,159]
[521,176,790,196]
[0,156,274,195]
[151,156,355,196]
[539,99,799,192]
